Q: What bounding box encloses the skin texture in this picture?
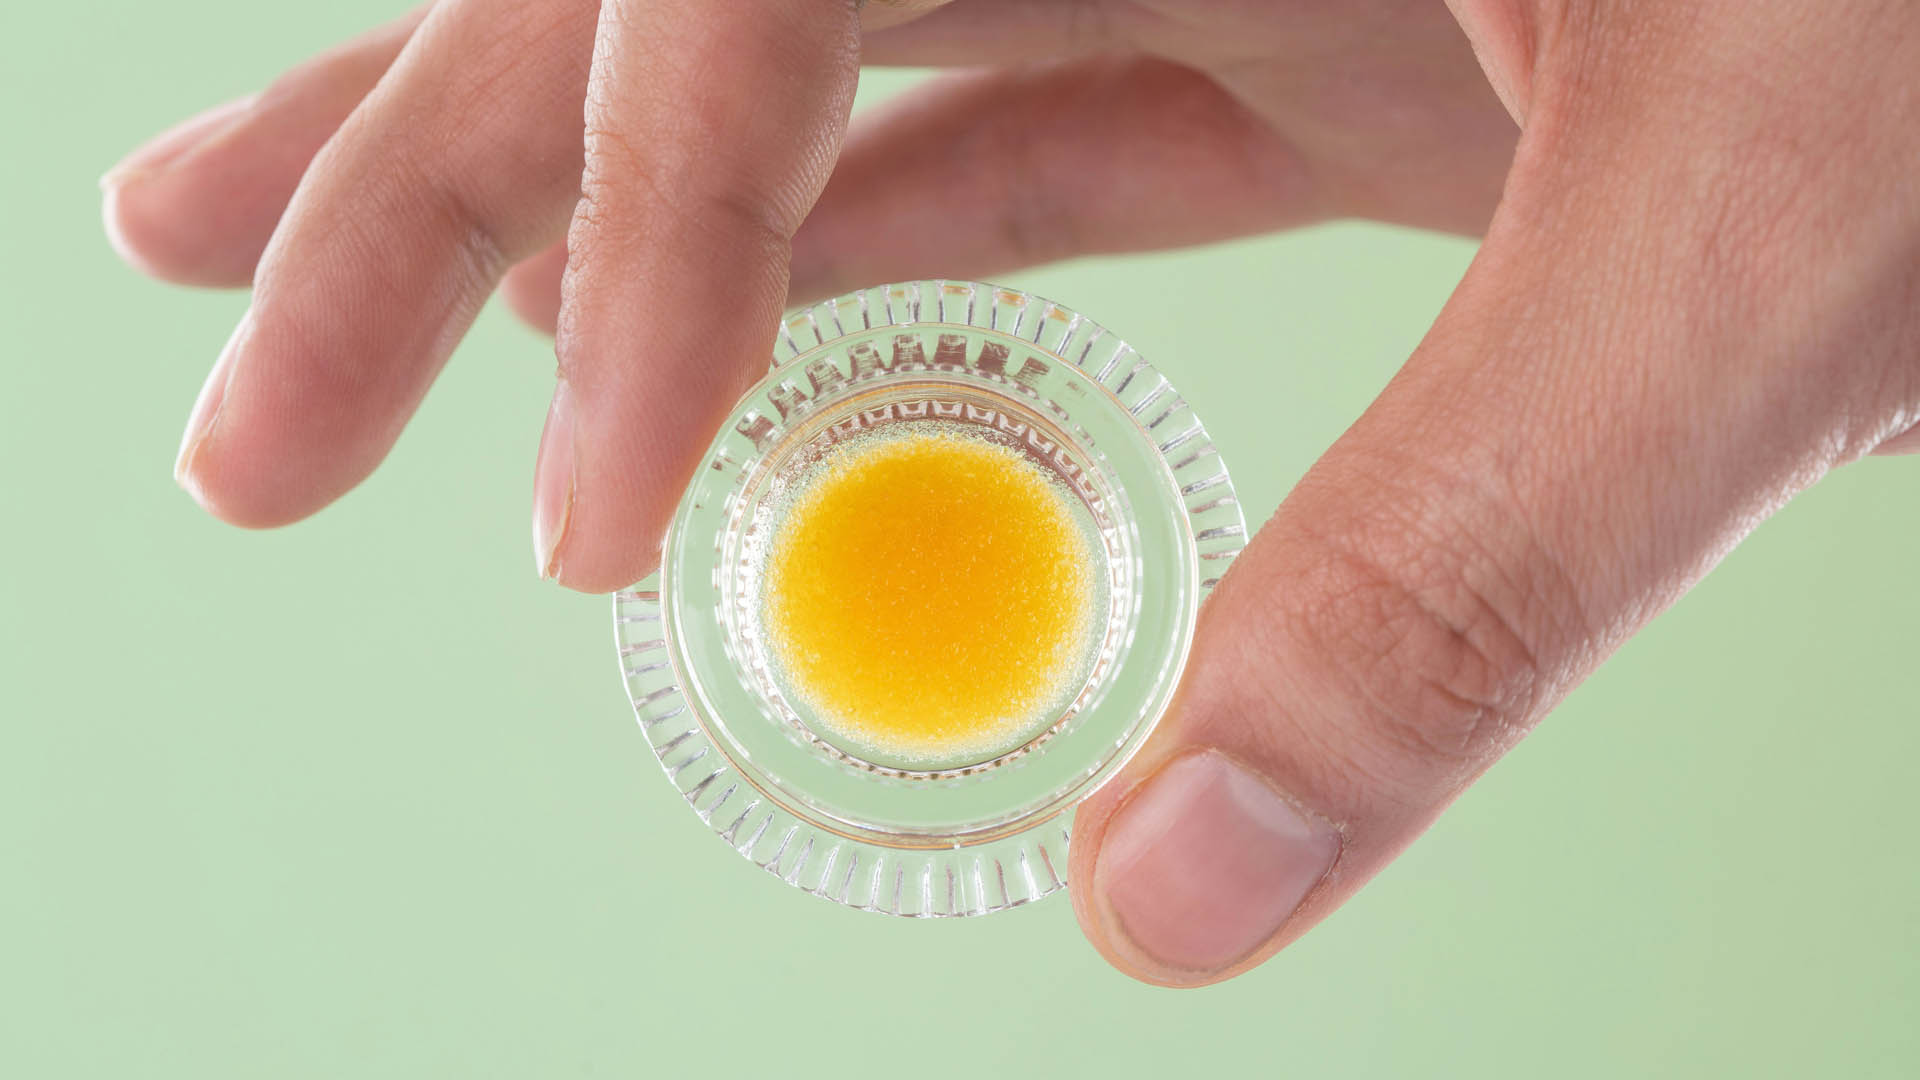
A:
[105,0,1919,987]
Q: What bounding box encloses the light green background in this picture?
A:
[5,2,1915,1076]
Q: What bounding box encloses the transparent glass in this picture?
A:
[613,281,1245,915]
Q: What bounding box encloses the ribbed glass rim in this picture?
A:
[612,280,1246,916]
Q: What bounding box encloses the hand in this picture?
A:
[103,0,1920,986]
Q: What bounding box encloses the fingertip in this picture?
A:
[167,308,396,533]
[1071,756,1207,988]
[537,265,782,598]
[101,181,165,279]
[175,421,327,531]
[101,171,263,288]
[539,496,668,594]
[175,469,306,531]
[538,452,674,595]
[1071,748,1342,988]
[100,95,272,287]
[174,427,321,532]
[177,416,352,532]
[548,556,657,596]
[531,369,725,596]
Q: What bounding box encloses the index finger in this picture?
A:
[534,0,896,589]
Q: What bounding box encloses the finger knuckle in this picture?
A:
[575,135,792,268]
[1281,492,1563,796]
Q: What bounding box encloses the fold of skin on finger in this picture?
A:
[538,0,865,592]
[177,0,597,527]
[788,58,1321,305]
[102,5,429,288]
[1069,3,1920,987]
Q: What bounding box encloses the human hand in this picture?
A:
[103,0,1919,986]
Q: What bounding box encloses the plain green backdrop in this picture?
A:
[4,2,1915,1076]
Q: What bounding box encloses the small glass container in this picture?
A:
[613,280,1245,916]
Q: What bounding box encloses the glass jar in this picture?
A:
[613,280,1245,916]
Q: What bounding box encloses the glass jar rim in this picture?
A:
[613,280,1246,916]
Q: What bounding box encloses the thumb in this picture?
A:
[1065,69,1915,987]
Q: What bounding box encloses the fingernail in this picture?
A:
[101,95,256,191]
[1095,749,1340,977]
[175,310,252,499]
[532,380,577,579]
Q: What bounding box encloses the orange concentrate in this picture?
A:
[763,428,1097,763]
